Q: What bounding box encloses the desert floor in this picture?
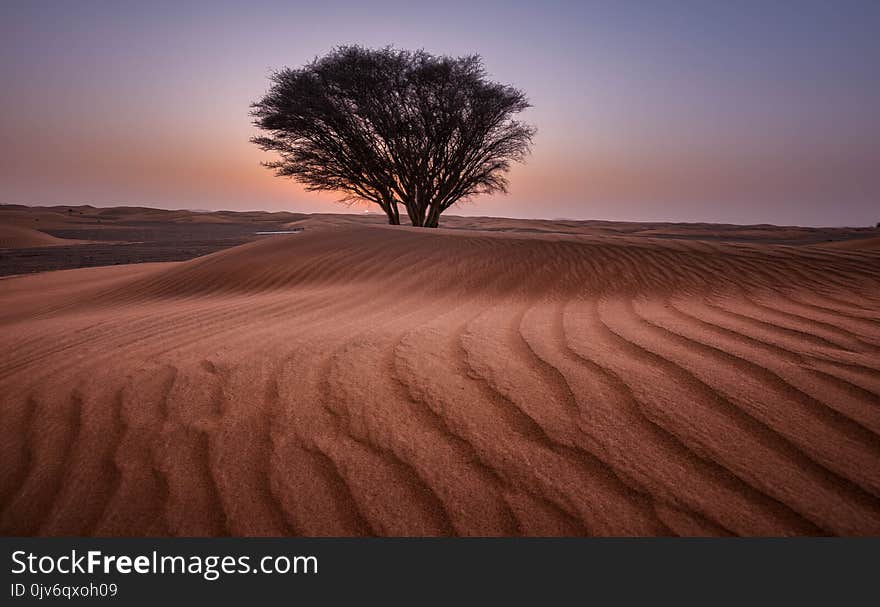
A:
[1,205,879,536]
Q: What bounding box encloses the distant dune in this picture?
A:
[816,235,880,251]
[0,211,878,536]
[0,224,87,248]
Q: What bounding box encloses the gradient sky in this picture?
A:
[2,1,878,226]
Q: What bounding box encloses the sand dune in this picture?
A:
[1,218,878,536]
[0,225,87,248]
[817,235,880,250]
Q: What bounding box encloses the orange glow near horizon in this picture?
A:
[2,1,879,226]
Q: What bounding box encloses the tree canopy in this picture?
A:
[251,46,535,227]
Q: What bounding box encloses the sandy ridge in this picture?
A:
[0,221,878,536]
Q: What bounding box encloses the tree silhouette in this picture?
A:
[251,46,535,227]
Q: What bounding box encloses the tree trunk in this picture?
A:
[381,198,401,225]
[410,203,425,227]
[425,203,441,228]
[403,201,419,226]
[387,201,400,225]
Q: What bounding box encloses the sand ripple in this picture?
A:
[1,222,878,535]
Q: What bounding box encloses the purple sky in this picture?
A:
[2,1,878,226]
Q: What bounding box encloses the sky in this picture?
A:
[1,0,878,226]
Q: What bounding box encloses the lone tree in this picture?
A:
[251,46,535,227]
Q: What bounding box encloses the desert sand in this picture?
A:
[818,235,880,251]
[0,224,88,248]
[1,208,879,536]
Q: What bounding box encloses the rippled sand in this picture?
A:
[1,216,879,536]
